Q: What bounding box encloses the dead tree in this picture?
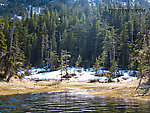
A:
[0,9,16,81]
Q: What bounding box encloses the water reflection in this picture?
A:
[0,91,149,113]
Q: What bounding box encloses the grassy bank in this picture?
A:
[0,79,68,96]
[0,79,150,102]
[59,80,150,101]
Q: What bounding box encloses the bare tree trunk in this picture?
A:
[9,10,15,53]
[136,69,143,91]
[5,10,15,81]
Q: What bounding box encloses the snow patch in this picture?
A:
[24,67,138,82]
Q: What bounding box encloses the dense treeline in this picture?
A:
[0,0,150,16]
[0,0,150,80]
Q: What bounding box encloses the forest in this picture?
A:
[0,0,150,81]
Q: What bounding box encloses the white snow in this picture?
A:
[25,70,62,80]
[112,73,138,82]
[0,3,5,6]
[16,16,22,20]
[23,67,138,82]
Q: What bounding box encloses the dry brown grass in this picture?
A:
[59,80,150,101]
[0,79,149,102]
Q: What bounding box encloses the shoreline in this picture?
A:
[0,79,150,102]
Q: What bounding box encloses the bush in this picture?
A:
[24,70,32,76]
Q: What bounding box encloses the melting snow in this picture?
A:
[24,67,138,82]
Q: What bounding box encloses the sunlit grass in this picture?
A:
[0,80,149,103]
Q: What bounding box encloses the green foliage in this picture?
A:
[93,56,101,74]
[0,32,7,56]
[0,0,149,81]
[105,73,112,79]
[75,55,82,68]
[24,67,32,76]
[60,50,71,75]
[137,38,150,77]
[109,59,118,75]
[48,51,59,71]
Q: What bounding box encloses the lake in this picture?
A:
[0,91,149,113]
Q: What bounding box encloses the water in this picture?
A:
[0,91,149,113]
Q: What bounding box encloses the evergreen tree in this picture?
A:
[60,50,71,76]
[75,55,82,68]
[0,32,7,57]
[13,32,25,75]
[93,56,101,75]
[119,23,130,69]
[137,35,150,81]
[48,51,59,71]
[41,34,45,66]
[0,19,7,57]
[51,30,57,51]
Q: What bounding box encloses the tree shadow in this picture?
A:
[0,77,4,82]
[139,80,150,96]
[143,87,150,96]
[48,80,62,87]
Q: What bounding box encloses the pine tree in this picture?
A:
[101,23,109,69]
[119,23,130,69]
[48,51,59,71]
[111,27,118,74]
[51,30,57,51]
[0,19,7,57]
[60,50,71,77]
[75,55,82,68]
[93,56,101,75]
[101,50,107,74]
[31,33,39,65]
[137,36,150,82]
[0,31,7,72]
[13,32,25,75]
[109,59,118,76]
[41,34,45,66]
[0,32,7,57]
[2,10,16,81]
[61,30,68,50]
[25,33,33,65]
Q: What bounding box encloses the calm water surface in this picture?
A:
[0,91,149,113]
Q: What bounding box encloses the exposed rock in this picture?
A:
[117,78,120,83]
[9,75,20,82]
[62,74,76,79]
[88,80,98,83]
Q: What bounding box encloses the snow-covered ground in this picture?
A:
[112,73,138,82]
[23,67,138,83]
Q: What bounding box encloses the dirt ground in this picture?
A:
[0,77,150,102]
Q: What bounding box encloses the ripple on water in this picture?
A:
[0,91,150,113]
